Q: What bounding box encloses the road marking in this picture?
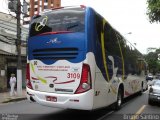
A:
[97,111,114,120]
[98,94,147,120]
[130,105,146,120]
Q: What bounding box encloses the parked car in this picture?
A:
[146,73,153,81]
[148,80,160,105]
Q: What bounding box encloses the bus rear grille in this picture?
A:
[32,48,78,60]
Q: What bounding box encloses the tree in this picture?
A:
[145,48,160,74]
[147,0,160,23]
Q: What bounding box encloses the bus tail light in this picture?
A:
[26,63,33,89]
[75,64,92,94]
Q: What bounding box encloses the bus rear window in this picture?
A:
[29,8,85,37]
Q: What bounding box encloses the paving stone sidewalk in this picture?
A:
[0,89,27,103]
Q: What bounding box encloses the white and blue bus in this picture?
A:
[26,6,147,110]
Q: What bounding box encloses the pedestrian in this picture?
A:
[9,73,17,96]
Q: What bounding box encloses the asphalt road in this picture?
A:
[0,91,159,120]
[99,91,160,120]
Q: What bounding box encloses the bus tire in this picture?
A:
[113,89,123,110]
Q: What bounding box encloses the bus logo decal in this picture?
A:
[35,16,48,31]
[49,84,54,88]
[46,38,61,45]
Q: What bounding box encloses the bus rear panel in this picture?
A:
[26,6,94,110]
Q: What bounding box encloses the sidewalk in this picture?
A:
[0,89,27,104]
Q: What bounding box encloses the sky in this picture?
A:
[61,0,160,54]
[0,0,160,54]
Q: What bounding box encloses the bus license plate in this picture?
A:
[46,96,57,102]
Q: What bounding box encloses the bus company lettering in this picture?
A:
[37,65,70,71]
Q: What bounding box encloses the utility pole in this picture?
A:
[16,0,22,96]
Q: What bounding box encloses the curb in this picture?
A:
[2,97,27,103]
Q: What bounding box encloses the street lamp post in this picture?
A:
[124,32,137,47]
[127,32,132,35]
[16,0,22,96]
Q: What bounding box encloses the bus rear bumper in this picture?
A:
[26,87,94,110]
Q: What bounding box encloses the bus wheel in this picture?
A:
[113,89,123,110]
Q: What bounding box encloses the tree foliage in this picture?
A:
[147,0,160,23]
[145,48,160,74]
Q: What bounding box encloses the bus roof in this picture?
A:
[39,5,86,15]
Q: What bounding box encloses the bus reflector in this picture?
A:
[26,63,33,89]
[75,64,91,94]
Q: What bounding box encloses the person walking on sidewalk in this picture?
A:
[9,73,17,96]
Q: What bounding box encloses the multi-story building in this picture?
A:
[23,0,61,24]
[0,0,61,92]
[0,12,28,92]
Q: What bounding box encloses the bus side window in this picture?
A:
[95,13,103,45]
